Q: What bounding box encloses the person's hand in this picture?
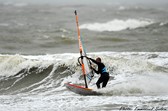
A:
[85,56,90,60]
[90,64,96,69]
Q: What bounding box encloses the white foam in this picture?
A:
[0,52,168,95]
[0,52,168,111]
[0,52,167,77]
[13,3,28,7]
[0,23,9,27]
[2,2,28,7]
[0,94,168,111]
[118,6,126,10]
[80,19,154,32]
[0,53,80,77]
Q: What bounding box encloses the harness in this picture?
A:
[101,67,107,74]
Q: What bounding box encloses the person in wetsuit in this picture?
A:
[88,57,109,89]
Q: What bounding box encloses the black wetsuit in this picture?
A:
[89,58,109,89]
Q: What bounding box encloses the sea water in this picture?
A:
[0,0,168,111]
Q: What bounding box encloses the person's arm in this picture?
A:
[88,58,99,65]
[91,67,99,74]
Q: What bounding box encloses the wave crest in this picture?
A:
[0,52,168,95]
[80,19,154,32]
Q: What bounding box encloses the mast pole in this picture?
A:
[74,10,88,88]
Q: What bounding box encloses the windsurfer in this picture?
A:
[87,57,110,89]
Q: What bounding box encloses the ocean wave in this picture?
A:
[0,23,10,27]
[2,2,28,7]
[160,22,168,27]
[80,19,154,32]
[0,52,168,95]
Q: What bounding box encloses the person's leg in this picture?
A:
[102,75,109,88]
[96,76,103,89]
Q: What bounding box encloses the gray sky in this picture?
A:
[0,0,168,6]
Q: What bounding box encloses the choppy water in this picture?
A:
[0,52,168,110]
[0,1,168,111]
[0,3,168,54]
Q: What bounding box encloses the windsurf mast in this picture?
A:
[74,10,88,88]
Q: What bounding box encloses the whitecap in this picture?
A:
[80,19,154,32]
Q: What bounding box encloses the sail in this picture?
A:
[75,10,93,88]
[81,38,94,84]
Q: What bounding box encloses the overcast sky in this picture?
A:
[0,0,168,6]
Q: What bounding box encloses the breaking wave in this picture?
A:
[0,52,168,96]
[80,19,154,32]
